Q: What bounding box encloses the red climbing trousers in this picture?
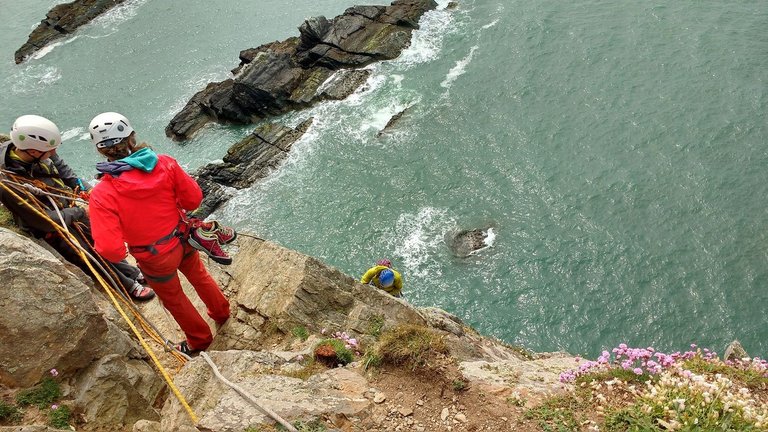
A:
[133,239,230,351]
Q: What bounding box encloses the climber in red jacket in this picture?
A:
[87,112,232,355]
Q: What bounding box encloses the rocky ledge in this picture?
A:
[15,0,127,64]
[166,0,438,141]
[0,227,576,431]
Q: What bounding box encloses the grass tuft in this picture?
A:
[371,324,448,370]
[16,377,61,409]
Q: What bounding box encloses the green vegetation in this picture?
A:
[523,391,589,432]
[367,315,385,337]
[361,350,382,371]
[291,326,309,341]
[276,419,327,431]
[0,400,21,423]
[281,358,325,381]
[16,377,61,409]
[574,367,651,385]
[683,356,768,390]
[451,379,468,391]
[370,324,448,370]
[314,338,354,365]
[48,405,72,429]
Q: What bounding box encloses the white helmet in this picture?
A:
[10,115,61,151]
[89,112,134,148]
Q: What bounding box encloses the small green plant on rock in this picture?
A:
[368,315,385,337]
[0,400,21,423]
[16,375,61,409]
[48,404,72,429]
[451,379,468,391]
[291,326,309,341]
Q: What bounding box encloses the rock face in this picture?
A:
[1,229,579,431]
[0,228,163,426]
[14,0,127,64]
[192,118,313,218]
[166,0,438,140]
[211,238,429,351]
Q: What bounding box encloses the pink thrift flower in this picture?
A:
[50,368,58,377]
[633,368,643,375]
[51,404,59,410]
[321,328,327,335]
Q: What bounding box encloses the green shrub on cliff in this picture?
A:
[370,324,448,370]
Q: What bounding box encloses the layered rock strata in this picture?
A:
[166,0,438,141]
[192,118,313,218]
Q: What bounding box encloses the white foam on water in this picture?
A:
[61,127,84,142]
[89,0,148,29]
[394,207,456,278]
[468,227,496,256]
[440,45,478,89]
[392,0,459,69]
[8,65,62,93]
[28,36,81,61]
[482,19,500,29]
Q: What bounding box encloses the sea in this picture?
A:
[1,0,767,359]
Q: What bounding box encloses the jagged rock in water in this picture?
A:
[376,106,411,137]
[166,0,438,140]
[446,227,494,257]
[192,118,313,218]
[0,228,163,426]
[14,0,127,64]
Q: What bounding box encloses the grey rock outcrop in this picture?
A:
[0,228,163,425]
[160,351,369,432]
[210,237,428,350]
[192,118,313,218]
[14,0,127,64]
[166,0,438,140]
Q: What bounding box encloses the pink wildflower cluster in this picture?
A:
[725,356,768,373]
[559,343,718,383]
[321,328,361,356]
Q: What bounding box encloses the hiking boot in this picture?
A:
[129,282,155,301]
[188,228,233,265]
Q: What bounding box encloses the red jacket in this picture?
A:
[90,152,202,262]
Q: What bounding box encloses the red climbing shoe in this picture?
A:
[188,228,233,265]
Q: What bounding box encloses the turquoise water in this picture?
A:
[1,0,767,358]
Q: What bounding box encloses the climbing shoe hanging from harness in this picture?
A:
[188,227,233,265]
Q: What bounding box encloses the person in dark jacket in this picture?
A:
[0,115,154,301]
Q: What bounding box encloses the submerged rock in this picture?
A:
[446,227,495,257]
[166,0,438,140]
[14,0,128,64]
[376,106,411,137]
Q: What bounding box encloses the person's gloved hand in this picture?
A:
[22,183,44,196]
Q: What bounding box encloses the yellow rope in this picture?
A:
[0,180,199,423]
